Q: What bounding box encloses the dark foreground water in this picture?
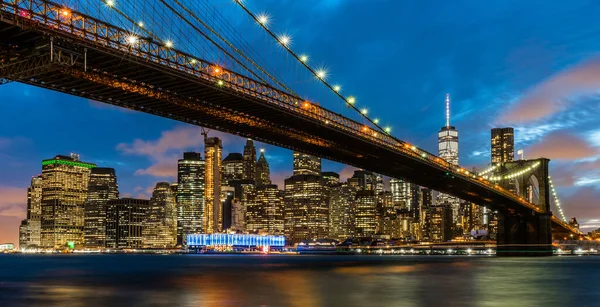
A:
[0,254,598,306]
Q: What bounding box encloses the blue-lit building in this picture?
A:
[186,234,285,252]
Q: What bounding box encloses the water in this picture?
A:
[0,254,598,306]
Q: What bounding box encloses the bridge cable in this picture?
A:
[233,0,392,136]
[171,0,296,94]
[156,0,273,86]
[548,176,567,222]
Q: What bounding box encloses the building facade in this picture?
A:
[491,127,515,164]
[246,184,284,234]
[40,155,95,249]
[84,167,119,248]
[143,182,177,248]
[292,152,321,176]
[222,153,244,185]
[177,152,205,245]
[242,139,257,182]
[105,198,148,249]
[21,175,43,249]
[355,190,377,237]
[255,150,271,187]
[284,174,329,243]
[204,137,223,234]
[328,183,357,240]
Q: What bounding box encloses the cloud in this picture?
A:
[0,186,26,218]
[338,165,359,182]
[499,56,600,124]
[527,131,598,160]
[561,187,600,231]
[0,136,30,150]
[117,125,243,178]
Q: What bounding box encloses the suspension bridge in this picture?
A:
[0,0,583,256]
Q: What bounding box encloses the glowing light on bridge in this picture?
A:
[333,84,341,92]
[347,96,356,104]
[60,9,70,17]
[373,118,379,124]
[299,54,309,62]
[385,127,392,133]
[106,0,115,7]
[137,21,144,28]
[316,69,327,79]
[257,13,269,25]
[165,40,174,48]
[361,108,368,115]
[279,34,291,46]
[126,35,138,46]
[548,176,567,222]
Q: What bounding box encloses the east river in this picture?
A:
[0,254,598,306]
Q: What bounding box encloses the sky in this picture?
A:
[2,0,600,244]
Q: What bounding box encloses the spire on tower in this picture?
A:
[445,93,450,128]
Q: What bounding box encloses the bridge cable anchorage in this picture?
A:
[171,0,297,95]
[485,161,541,181]
[233,0,392,136]
[156,0,274,87]
[548,176,567,222]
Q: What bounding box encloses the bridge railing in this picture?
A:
[0,0,556,218]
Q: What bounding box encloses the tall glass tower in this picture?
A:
[437,94,461,230]
[177,152,205,245]
[204,136,222,234]
[84,167,119,248]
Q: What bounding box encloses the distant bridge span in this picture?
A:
[0,0,582,255]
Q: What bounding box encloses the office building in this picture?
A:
[246,184,284,234]
[204,136,223,233]
[348,170,377,191]
[221,185,235,230]
[143,182,177,248]
[21,175,43,249]
[242,139,257,182]
[228,179,255,231]
[255,149,271,186]
[491,127,515,164]
[177,152,205,245]
[284,174,328,243]
[222,153,244,184]
[355,190,377,237]
[84,167,119,248]
[293,152,321,176]
[426,205,453,242]
[40,154,96,249]
[321,172,340,187]
[437,94,461,229]
[105,198,148,249]
[328,183,357,240]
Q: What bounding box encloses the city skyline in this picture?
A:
[2,0,600,245]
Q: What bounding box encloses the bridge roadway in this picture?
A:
[0,0,580,239]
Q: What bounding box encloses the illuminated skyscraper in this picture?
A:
[328,183,357,240]
[21,175,43,248]
[390,178,411,209]
[321,172,340,187]
[355,190,377,237]
[243,139,257,182]
[284,175,328,243]
[491,127,514,164]
[255,149,271,186]
[105,198,148,249]
[228,179,255,231]
[293,152,321,176]
[177,152,204,245]
[40,154,95,249]
[348,170,377,191]
[246,184,284,234]
[204,136,223,233]
[222,153,244,185]
[143,182,177,248]
[84,168,119,248]
[437,94,461,230]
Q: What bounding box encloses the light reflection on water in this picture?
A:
[0,255,598,307]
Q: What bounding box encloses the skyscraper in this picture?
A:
[437,94,461,232]
[491,127,515,164]
[284,174,329,243]
[328,183,358,240]
[348,170,377,191]
[228,179,255,231]
[255,149,271,186]
[105,198,148,249]
[292,152,321,176]
[84,167,119,248]
[204,136,223,234]
[40,154,96,249]
[243,139,257,182]
[177,152,205,245]
[246,184,284,234]
[222,153,244,185]
[355,190,377,237]
[143,182,177,248]
[22,175,43,248]
[390,178,412,210]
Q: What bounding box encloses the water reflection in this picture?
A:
[0,255,598,307]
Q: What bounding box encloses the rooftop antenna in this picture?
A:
[446,93,450,128]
